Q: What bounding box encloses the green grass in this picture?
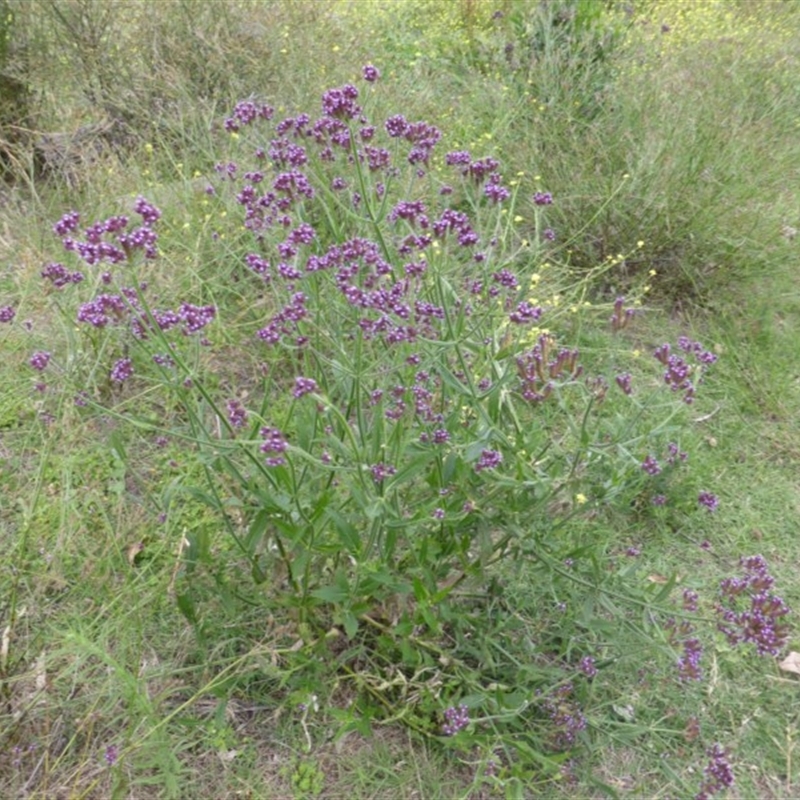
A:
[3,1,800,797]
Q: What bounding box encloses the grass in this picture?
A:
[2,0,800,797]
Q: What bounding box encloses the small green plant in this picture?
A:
[289,758,325,800]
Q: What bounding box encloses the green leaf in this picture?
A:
[413,577,429,603]
[251,559,266,584]
[342,611,359,638]
[310,584,349,604]
[176,592,198,625]
[328,510,362,557]
[245,509,271,554]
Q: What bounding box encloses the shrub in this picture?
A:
[13,64,786,793]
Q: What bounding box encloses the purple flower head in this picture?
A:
[29,351,51,371]
[133,196,161,226]
[441,704,470,736]
[533,191,553,206]
[475,449,502,472]
[362,64,380,82]
[179,303,216,334]
[0,305,15,323]
[610,297,635,332]
[698,492,718,512]
[641,455,661,475]
[485,180,510,204]
[695,743,734,800]
[224,100,274,132]
[579,656,598,678]
[226,399,248,429]
[293,376,318,398]
[110,357,134,384]
[615,372,632,395]
[543,227,556,241]
[42,262,84,288]
[717,554,790,656]
[260,426,288,466]
[677,637,703,682]
[509,301,542,324]
[540,683,587,750]
[53,210,81,236]
[322,84,361,120]
[385,114,408,138]
[370,462,396,483]
[104,744,119,767]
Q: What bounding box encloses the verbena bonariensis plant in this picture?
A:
[21,65,787,792]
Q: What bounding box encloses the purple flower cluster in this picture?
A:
[665,617,704,682]
[540,684,587,751]
[370,462,397,483]
[0,305,15,322]
[654,338,716,404]
[610,296,635,332]
[475,449,502,472]
[77,292,130,329]
[293,376,318,398]
[110,357,134,384]
[716,555,790,656]
[641,454,661,475]
[695,743,734,800]
[260,426,288,466]
[667,442,688,465]
[509,300,542,324]
[322,83,361,120]
[516,334,580,403]
[441,704,470,736]
[257,292,307,345]
[226,399,248,429]
[104,744,119,766]
[41,262,85,288]
[55,198,161,270]
[641,442,689,478]
[29,351,51,371]
[698,491,718,512]
[384,115,442,169]
[578,656,597,678]
[362,64,380,82]
[677,637,704,682]
[224,99,275,132]
[615,372,632,395]
[178,303,216,334]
